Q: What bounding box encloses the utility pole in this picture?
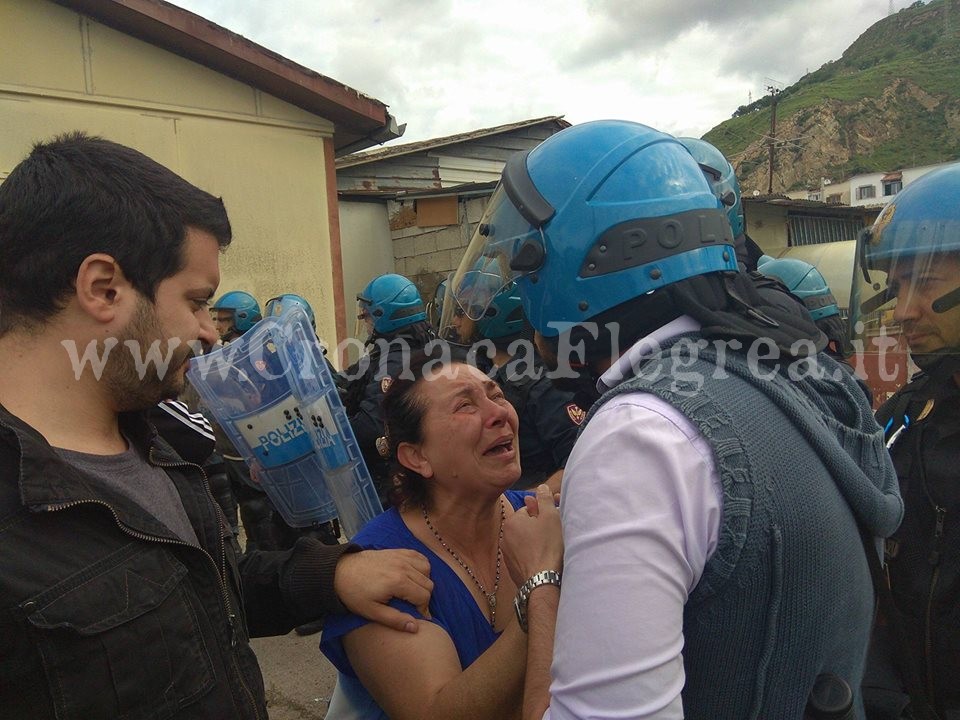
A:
[766,86,780,194]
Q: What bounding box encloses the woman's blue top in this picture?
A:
[320,491,530,719]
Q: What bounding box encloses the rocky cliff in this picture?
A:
[704,0,960,193]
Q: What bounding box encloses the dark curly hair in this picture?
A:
[380,346,474,509]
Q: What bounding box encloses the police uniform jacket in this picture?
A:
[342,342,417,499]
[877,371,960,718]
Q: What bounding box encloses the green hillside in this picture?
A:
[704,0,960,190]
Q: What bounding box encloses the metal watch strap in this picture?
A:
[514,569,561,632]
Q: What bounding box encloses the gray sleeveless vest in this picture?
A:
[588,334,902,719]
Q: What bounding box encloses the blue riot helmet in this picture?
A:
[357,273,427,337]
[451,120,737,337]
[211,290,262,340]
[677,137,745,242]
[476,280,525,340]
[266,293,316,329]
[862,163,960,271]
[757,256,840,321]
[855,163,960,371]
[758,255,851,359]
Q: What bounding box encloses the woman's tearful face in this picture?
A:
[414,363,521,490]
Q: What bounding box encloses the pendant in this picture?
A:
[487,594,497,612]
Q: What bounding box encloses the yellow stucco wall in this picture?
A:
[0,0,343,352]
[743,202,789,256]
[339,201,397,365]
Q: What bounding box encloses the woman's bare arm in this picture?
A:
[521,585,558,720]
[343,617,527,720]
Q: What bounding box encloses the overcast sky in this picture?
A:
[173,0,899,146]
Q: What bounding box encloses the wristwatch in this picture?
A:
[514,569,561,632]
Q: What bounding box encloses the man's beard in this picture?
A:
[104,298,195,411]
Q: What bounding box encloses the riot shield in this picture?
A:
[188,307,382,537]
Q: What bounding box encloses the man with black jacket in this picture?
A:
[0,133,432,719]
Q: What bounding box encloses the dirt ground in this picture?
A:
[237,527,339,719]
[251,630,338,720]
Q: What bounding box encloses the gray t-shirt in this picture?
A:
[55,443,199,545]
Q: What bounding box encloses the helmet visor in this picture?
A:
[355,298,374,340]
[213,309,237,342]
[426,280,444,329]
[850,228,960,403]
[436,273,468,343]
[451,185,540,321]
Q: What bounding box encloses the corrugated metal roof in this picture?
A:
[336,116,570,169]
[53,0,401,151]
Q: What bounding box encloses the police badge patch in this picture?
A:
[566,403,586,426]
[376,435,390,458]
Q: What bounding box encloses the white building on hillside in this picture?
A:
[786,159,960,207]
[847,161,958,206]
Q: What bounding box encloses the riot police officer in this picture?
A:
[677,136,766,272]
[452,119,902,718]
[758,255,852,360]
[211,289,261,344]
[209,290,285,551]
[859,164,960,720]
[342,274,435,504]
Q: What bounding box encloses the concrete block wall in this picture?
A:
[388,195,491,300]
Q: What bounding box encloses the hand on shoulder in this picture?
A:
[335,548,433,633]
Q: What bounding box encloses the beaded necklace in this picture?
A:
[421,497,506,626]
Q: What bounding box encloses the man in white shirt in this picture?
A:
[451,120,904,719]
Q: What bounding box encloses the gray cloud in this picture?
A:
[562,0,782,70]
[717,0,889,87]
[172,0,901,143]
